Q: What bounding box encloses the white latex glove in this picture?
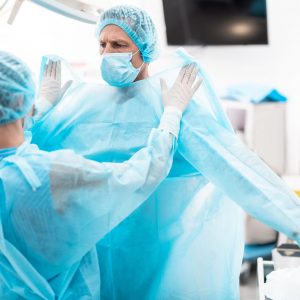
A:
[159,64,203,138]
[158,107,182,139]
[160,63,203,113]
[38,60,72,105]
[35,59,72,121]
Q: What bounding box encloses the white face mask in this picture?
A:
[100,50,144,87]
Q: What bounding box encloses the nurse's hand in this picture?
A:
[160,63,202,113]
[38,60,72,105]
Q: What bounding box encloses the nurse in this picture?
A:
[0,51,201,299]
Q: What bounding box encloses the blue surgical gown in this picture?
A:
[19,51,300,299]
[0,127,176,300]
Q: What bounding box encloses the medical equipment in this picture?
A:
[257,193,300,300]
[5,0,100,25]
[272,238,300,269]
[259,246,300,300]
[265,266,300,300]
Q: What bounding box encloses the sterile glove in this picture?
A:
[38,60,72,105]
[35,59,72,121]
[159,107,183,139]
[160,63,202,113]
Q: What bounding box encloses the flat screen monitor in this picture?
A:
[162,0,268,46]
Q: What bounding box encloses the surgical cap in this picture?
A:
[0,51,35,125]
[96,5,159,63]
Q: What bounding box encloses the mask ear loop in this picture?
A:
[132,50,140,56]
[132,50,145,71]
[138,62,145,71]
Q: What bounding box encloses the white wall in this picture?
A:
[0,0,299,174]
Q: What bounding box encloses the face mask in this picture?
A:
[100,50,144,87]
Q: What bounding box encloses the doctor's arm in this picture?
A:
[179,101,300,246]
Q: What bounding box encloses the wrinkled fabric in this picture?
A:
[0,126,175,299]
[221,82,287,103]
[96,5,159,63]
[0,51,35,125]
[26,50,300,299]
[0,148,16,159]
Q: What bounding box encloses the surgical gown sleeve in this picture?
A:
[10,122,178,279]
[179,101,300,244]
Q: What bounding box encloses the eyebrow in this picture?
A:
[100,39,129,44]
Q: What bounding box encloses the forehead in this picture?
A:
[99,25,132,43]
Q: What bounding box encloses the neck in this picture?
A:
[135,64,149,81]
[0,121,24,149]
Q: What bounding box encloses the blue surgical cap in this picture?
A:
[96,5,159,63]
[0,51,35,125]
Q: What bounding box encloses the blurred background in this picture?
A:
[1,1,300,299]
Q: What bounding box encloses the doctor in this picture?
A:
[35,5,300,300]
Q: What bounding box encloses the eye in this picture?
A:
[112,42,127,49]
[99,42,106,49]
